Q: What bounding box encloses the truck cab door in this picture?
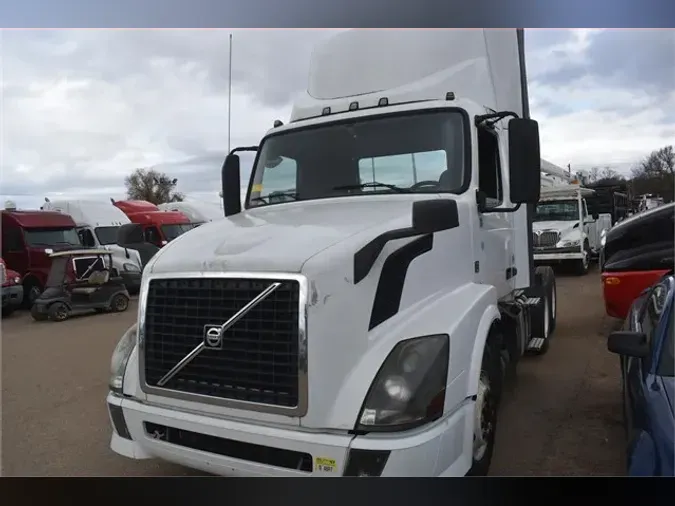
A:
[2,226,28,277]
[581,199,595,249]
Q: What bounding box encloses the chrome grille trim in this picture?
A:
[137,271,309,417]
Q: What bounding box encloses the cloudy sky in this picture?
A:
[1,28,673,210]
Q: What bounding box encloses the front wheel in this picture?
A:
[572,241,591,276]
[48,302,69,322]
[111,293,130,313]
[22,279,43,309]
[467,338,502,476]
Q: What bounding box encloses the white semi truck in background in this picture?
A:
[534,162,612,275]
[107,29,557,477]
[41,199,144,292]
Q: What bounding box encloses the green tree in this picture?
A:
[124,168,185,205]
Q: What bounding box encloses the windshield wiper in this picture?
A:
[333,182,411,193]
[251,190,299,204]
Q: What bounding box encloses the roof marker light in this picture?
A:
[378,97,388,106]
[349,102,359,111]
[322,107,331,116]
[445,92,455,101]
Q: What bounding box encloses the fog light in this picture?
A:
[343,449,390,476]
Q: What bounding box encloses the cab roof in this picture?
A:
[2,210,76,228]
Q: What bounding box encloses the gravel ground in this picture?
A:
[1,265,625,476]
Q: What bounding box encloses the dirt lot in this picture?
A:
[1,266,625,476]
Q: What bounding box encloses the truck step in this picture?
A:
[524,297,541,306]
[527,337,546,351]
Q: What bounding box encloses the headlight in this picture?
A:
[13,276,20,284]
[109,324,138,394]
[123,262,141,272]
[356,334,449,432]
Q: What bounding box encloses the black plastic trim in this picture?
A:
[368,234,433,330]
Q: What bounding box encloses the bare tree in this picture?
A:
[630,145,674,203]
[124,168,185,205]
[600,166,619,181]
[589,167,600,182]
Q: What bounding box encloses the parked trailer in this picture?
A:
[107,28,557,477]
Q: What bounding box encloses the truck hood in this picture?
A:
[148,197,423,275]
[532,220,579,234]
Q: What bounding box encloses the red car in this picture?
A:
[600,203,674,319]
[1,258,24,316]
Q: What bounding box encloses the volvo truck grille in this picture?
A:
[533,231,560,248]
[142,276,302,409]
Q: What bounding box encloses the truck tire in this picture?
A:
[22,277,43,309]
[573,241,591,276]
[467,336,502,476]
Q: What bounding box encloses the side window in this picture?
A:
[144,226,161,245]
[250,157,297,205]
[358,151,448,191]
[639,281,669,371]
[3,228,24,252]
[78,229,95,247]
[477,127,503,203]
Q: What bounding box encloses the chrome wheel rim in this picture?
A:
[473,372,493,461]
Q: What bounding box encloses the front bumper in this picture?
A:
[2,284,24,308]
[107,393,473,477]
[534,246,583,262]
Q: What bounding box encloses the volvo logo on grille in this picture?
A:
[204,325,224,349]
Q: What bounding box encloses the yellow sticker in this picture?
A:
[252,184,263,193]
[315,457,336,472]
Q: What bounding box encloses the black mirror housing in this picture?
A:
[592,212,599,220]
[607,330,649,358]
[412,199,459,235]
[222,154,242,217]
[508,118,541,204]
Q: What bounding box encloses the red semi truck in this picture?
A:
[1,207,81,306]
[111,200,193,248]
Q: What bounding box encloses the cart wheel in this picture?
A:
[111,294,130,313]
[31,304,48,322]
[48,302,69,322]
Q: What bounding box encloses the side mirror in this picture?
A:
[222,154,242,217]
[508,118,541,204]
[592,212,599,220]
[116,223,146,247]
[607,330,649,358]
[412,199,459,234]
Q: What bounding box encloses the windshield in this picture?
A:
[24,227,81,247]
[534,200,579,222]
[247,111,466,208]
[94,226,120,245]
[160,223,193,241]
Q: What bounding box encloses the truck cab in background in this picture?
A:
[157,201,223,227]
[533,180,611,275]
[111,200,193,248]
[1,205,81,307]
[1,257,23,316]
[41,199,143,293]
[108,29,557,477]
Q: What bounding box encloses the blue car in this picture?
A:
[608,273,674,476]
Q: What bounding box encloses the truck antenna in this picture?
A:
[227,33,233,154]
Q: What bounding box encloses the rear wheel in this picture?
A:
[30,304,48,321]
[467,336,502,476]
[111,293,130,313]
[48,302,69,322]
[22,278,43,309]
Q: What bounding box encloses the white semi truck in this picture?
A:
[533,163,612,275]
[107,29,557,477]
[41,199,144,292]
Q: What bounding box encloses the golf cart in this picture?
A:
[30,249,130,322]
